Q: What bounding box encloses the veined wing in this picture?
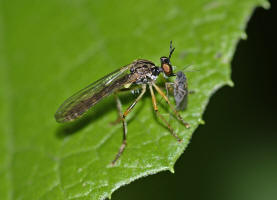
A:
[55,64,134,123]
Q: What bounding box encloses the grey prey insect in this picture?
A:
[55,41,190,165]
[167,71,188,111]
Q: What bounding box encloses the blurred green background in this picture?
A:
[112,3,277,200]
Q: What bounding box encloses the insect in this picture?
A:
[55,41,190,165]
[166,71,188,111]
[174,71,188,110]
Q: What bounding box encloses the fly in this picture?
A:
[174,71,188,110]
[55,41,190,165]
[166,71,188,111]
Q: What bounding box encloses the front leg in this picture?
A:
[165,82,174,98]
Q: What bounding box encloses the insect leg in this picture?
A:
[111,85,143,125]
[110,93,123,125]
[149,85,182,142]
[111,84,147,165]
[152,83,190,128]
[165,82,174,97]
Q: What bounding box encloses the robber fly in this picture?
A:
[55,41,190,165]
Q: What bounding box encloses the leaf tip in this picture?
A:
[198,119,205,125]
[260,0,270,10]
[227,80,234,87]
[240,32,247,40]
[169,167,175,173]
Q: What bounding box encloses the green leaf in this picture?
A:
[0,0,269,199]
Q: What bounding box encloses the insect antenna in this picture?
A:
[168,40,175,61]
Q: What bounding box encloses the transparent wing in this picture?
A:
[55,65,133,123]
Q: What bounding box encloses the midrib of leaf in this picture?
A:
[0,4,14,199]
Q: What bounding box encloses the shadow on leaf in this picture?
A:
[55,91,148,139]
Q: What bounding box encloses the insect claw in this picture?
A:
[184,123,190,128]
[111,161,116,166]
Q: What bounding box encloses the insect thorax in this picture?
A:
[130,59,161,84]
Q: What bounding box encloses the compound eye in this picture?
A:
[162,63,173,76]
